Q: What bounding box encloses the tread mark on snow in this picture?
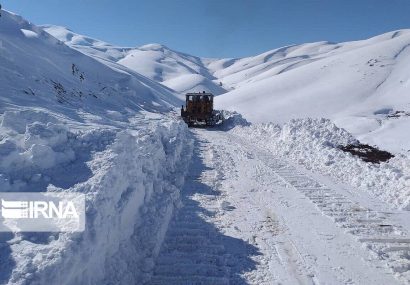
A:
[260,155,410,282]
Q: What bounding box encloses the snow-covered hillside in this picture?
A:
[215,31,410,154]
[42,26,227,96]
[1,17,181,114]
[44,25,410,153]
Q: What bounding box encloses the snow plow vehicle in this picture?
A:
[181,92,223,127]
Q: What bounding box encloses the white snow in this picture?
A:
[20,29,38,38]
[231,119,410,210]
[150,127,410,284]
[214,31,410,154]
[0,10,192,285]
[43,26,227,96]
[1,115,194,284]
[1,8,409,285]
[45,25,410,153]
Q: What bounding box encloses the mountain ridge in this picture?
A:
[24,23,410,153]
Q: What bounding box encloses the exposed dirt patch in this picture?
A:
[338,144,394,164]
[387,110,410,119]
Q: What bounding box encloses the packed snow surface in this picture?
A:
[149,126,410,284]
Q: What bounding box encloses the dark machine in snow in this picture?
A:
[181,92,223,127]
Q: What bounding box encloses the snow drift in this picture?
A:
[231,119,410,210]
[0,113,193,285]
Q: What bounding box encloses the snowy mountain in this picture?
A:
[42,25,227,95]
[44,25,410,153]
[0,18,182,115]
[216,31,410,153]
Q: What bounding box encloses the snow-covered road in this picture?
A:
[149,128,409,285]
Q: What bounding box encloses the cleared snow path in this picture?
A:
[149,129,409,285]
[149,133,258,285]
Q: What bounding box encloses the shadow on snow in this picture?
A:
[151,132,261,284]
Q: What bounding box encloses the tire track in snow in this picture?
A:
[251,145,410,283]
[150,129,407,284]
[200,132,320,284]
[214,130,405,284]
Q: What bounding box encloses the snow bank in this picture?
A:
[0,110,79,192]
[232,118,410,210]
[219,110,250,130]
[0,112,193,285]
[0,10,197,285]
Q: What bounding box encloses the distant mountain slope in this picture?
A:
[42,26,227,95]
[40,24,129,63]
[216,30,410,153]
[0,13,181,119]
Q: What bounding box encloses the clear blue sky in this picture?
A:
[3,0,410,58]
